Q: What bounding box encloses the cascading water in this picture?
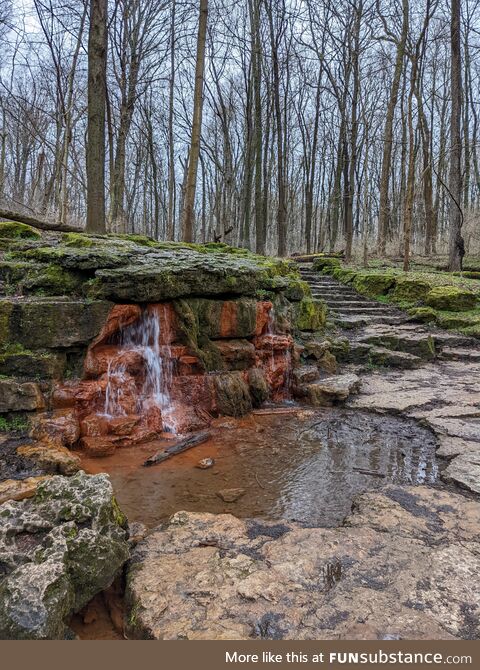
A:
[103,305,176,432]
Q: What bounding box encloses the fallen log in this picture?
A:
[0,207,83,233]
[352,467,386,478]
[143,431,211,466]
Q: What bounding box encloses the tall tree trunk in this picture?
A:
[377,0,408,255]
[167,0,176,240]
[86,0,107,233]
[448,0,464,271]
[181,0,208,242]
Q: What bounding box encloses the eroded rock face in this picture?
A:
[125,485,480,640]
[0,472,129,639]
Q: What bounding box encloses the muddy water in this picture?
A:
[81,406,439,528]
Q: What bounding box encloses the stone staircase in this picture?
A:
[297,261,479,370]
[298,264,406,328]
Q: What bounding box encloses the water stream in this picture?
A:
[103,306,176,432]
[82,407,440,529]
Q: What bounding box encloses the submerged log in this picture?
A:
[352,467,386,478]
[0,208,82,233]
[143,431,211,467]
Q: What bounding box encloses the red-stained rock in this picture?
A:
[30,410,80,448]
[84,345,146,379]
[255,301,273,336]
[219,301,238,338]
[108,415,141,436]
[80,436,117,457]
[91,304,142,347]
[52,380,106,412]
[80,413,111,437]
[214,339,256,371]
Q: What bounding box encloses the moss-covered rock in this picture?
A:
[352,272,396,297]
[0,221,41,240]
[392,277,433,303]
[283,277,310,302]
[0,472,129,639]
[1,298,112,350]
[0,300,13,348]
[407,306,438,324]
[212,372,252,416]
[436,313,478,329]
[425,286,477,312]
[312,256,341,273]
[294,297,327,331]
[332,267,357,283]
[22,264,82,296]
[0,346,65,379]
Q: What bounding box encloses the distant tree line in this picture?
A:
[0,0,478,269]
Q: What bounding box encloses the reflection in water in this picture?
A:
[81,408,439,528]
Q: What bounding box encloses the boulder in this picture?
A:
[0,378,45,412]
[368,347,423,369]
[3,298,113,350]
[16,443,81,476]
[352,272,396,297]
[426,286,477,312]
[0,348,66,379]
[392,277,432,303]
[0,221,41,240]
[294,297,326,331]
[0,472,129,639]
[305,374,360,406]
[312,256,341,272]
[30,410,80,448]
[213,372,252,417]
[246,368,270,406]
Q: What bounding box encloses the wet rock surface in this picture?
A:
[0,471,129,639]
[125,485,480,640]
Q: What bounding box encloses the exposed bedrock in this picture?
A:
[125,485,480,640]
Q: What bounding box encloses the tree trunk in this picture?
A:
[86,0,107,233]
[448,0,464,271]
[377,0,408,255]
[181,0,208,242]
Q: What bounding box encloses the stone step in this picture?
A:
[324,300,389,308]
[312,292,371,302]
[329,306,397,315]
[439,347,480,362]
[368,346,424,369]
[333,314,406,328]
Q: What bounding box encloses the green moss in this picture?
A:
[0,221,41,239]
[113,233,158,247]
[453,271,480,280]
[392,277,433,303]
[425,285,477,312]
[332,267,357,283]
[0,414,30,433]
[62,233,96,248]
[295,297,327,331]
[407,307,438,324]
[23,264,82,296]
[460,324,480,339]
[0,300,13,348]
[352,272,396,298]
[312,256,341,273]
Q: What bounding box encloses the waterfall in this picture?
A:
[103,305,175,432]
